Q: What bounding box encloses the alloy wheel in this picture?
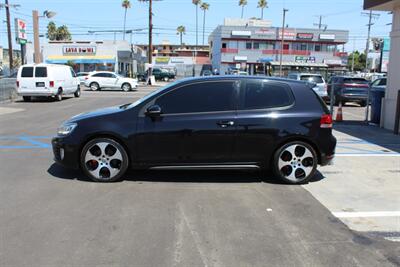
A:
[277,144,316,183]
[83,141,125,181]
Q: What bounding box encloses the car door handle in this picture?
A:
[217,121,235,128]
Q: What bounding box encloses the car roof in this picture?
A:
[176,75,310,86]
[20,63,68,68]
[290,73,322,76]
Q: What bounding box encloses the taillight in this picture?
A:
[16,81,19,88]
[320,114,333,128]
[85,76,88,80]
[49,81,55,87]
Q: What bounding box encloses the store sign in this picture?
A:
[297,33,314,40]
[278,30,296,40]
[295,56,316,63]
[155,57,170,64]
[14,18,27,44]
[234,56,248,61]
[254,28,275,37]
[319,34,335,40]
[231,30,252,37]
[323,59,342,65]
[170,57,185,64]
[63,46,96,55]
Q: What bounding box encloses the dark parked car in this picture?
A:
[327,76,370,106]
[152,68,175,81]
[52,76,336,184]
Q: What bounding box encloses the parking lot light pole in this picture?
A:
[279,8,288,77]
[33,10,56,64]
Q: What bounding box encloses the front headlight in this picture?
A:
[57,122,77,136]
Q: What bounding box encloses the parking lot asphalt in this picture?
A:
[0,86,399,266]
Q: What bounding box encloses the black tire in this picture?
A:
[80,138,129,182]
[23,96,31,102]
[74,86,81,97]
[90,82,100,91]
[55,89,63,101]
[272,141,318,184]
[121,83,131,92]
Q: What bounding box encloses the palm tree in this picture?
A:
[176,26,186,47]
[122,0,131,40]
[200,2,209,45]
[257,0,268,19]
[192,0,202,47]
[239,0,247,19]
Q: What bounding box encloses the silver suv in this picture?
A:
[288,73,328,101]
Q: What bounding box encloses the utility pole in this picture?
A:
[148,0,152,65]
[279,8,288,77]
[313,15,327,30]
[4,0,15,71]
[362,11,380,72]
[32,10,41,63]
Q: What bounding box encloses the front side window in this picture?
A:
[243,81,294,110]
[34,67,47,77]
[70,68,76,78]
[155,81,237,114]
[92,73,106,77]
[21,67,34,77]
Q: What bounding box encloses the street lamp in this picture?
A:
[279,8,289,77]
[33,10,56,63]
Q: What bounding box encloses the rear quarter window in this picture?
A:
[343,78,368,84]
[243,81,294,110]
[34,67,47,78]
[21,67,34,77]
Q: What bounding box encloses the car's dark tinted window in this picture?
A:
[155,81,236,114]
[379,78,387,86]
[343,78,368,84]
[243,81,293,110]
[92,73,106,77]
[21,67,34,77]
[300,75,324,83]
[34,67,47,77]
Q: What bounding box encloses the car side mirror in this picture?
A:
[146,104,162,117]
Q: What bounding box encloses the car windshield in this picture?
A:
[300,75,324,83]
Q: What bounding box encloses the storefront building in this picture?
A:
[209,19,349,77]
[25,40,146,76]
[365,0,400,132]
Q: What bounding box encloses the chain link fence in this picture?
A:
[0,78,17,102]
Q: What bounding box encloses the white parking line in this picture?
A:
[336,153,400,157]
[332,211,400,218]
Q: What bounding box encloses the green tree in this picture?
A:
[122,0,131,41]
[239,0,247,19]
[348,51,366,72]
[46,21,57,40]
[176,25,186,47]
[257,0,268,19]
[56,25,72,41]
[192,0,202,46]
[200,2,209,45]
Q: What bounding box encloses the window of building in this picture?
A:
[283,44,289,50]
[246,42,252,49]
[315,44,321,52]
[222,43,227,49]
[253,42,260,49]
[327,45,336,52]
[300,43,307,51]
[228,41,238,49]
[242,81,294,110]
[155,81,236,114]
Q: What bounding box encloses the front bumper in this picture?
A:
[52,137,80,169]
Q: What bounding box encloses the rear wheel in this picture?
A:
[90,82,100,91]
[273,141,318,184]
[55,89,63,101]
[80,138,129,182]
[74,86,81,97]
[22,96,31,102]
[163,77,169,82]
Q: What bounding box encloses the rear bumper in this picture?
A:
[18,90,58,97]
[340,94,367,102]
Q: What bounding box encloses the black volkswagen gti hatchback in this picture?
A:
[52,76,336,184]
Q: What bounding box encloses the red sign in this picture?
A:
[63,46,96,55]
[278,30,296,40]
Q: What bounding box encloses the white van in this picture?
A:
[17,64,80,101]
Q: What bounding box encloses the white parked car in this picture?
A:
[288,73,328,101]
[84,71,138,91]
[17,64,80,102]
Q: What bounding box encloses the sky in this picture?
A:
[0,0,393,52]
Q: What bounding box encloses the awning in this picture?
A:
[270,61,328,68]
[46,55,116,64]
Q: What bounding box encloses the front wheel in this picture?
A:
[80,138,129,182]
[90,82,100,91]
[121,83,131,92]
[74,86,81,97]
[272,141,318,184]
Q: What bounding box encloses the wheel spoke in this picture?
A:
[278,158,291,170]
[85,152,98,162]
[300,148,312,160]
[96,142,108,156]
[286,168,298,182]
[88,165,102,179]
[299,165,313,177]
[109,149,122,161]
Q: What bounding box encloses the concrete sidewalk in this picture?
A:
[303,123,400,241]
